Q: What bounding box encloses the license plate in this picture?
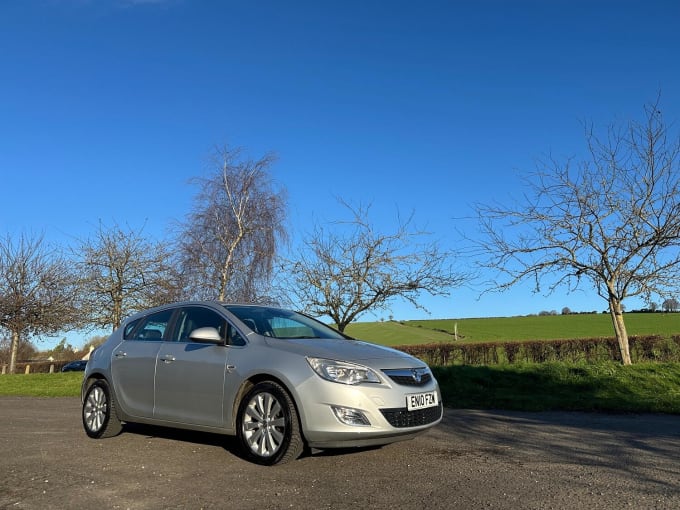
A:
[406,391,438,411]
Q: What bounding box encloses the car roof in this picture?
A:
[120,301,284,325]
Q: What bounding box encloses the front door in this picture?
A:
[153,306,229,427]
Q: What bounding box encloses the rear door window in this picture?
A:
[128,309,173,341]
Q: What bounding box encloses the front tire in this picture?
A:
[82,379,123,439]
[236,381,304,465]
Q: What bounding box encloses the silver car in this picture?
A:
[81,302,442,465]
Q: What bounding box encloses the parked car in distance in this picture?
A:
[62,360,88,372]
[81,302,442,465]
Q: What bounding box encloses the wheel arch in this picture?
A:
[81,373,107,401]
[229,373,305,440]
[82,373,124,422]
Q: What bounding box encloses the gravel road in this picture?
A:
[1,397,679,509]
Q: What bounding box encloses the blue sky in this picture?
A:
[2,1,679,348]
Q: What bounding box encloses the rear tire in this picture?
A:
[236,381,304,465]
[82,379,123,439]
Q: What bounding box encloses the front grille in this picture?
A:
[380,403,443,428]
[382,368,432,387]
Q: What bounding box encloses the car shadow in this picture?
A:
[121,422,242,458]
[119,422,384,462]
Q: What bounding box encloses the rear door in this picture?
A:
[110,309,173,419]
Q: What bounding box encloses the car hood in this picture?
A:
[264,337,423,367]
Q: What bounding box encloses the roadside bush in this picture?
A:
[396,335,680,366]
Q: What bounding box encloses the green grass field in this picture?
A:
[345,320,453,345]
[345,313,680,345]
[0,372,83,397]
[434,362,680,413]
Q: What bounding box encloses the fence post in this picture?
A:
[49,364,55,374]
[1,364,6,375]
[24,365,31,374]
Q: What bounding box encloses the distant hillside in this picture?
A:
[344,321,452,346]
[344,313,680,346]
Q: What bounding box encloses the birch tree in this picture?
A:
[178,146,287,302]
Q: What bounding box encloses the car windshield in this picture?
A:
[224,305,347,340]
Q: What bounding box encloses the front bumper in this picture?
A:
[294,374,443,448]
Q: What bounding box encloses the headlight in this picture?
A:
[307,357,381,385]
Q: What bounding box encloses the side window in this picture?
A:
[172,307,227,342]
[268,316,315,338]
[123,318,141,340]
[129,310,173,341]
[227,324,247,346]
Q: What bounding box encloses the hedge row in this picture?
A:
[395,335,680,366]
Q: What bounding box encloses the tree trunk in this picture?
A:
[9,330,19,374]
[608,297,632,365]
[112,297,123,331]
[218,237,242,302]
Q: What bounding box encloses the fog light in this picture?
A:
[331,406,371,426]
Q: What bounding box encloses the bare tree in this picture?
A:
[662,298,679,313]
[0,335,36,367]
[76,222,178,331]
[475,100,680,365]
[288,203,467,332]
[177,146,287,302]
[0,234,81,373]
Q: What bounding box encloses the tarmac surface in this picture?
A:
[1,397,679,509]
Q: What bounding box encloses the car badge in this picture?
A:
[411,369,423,383]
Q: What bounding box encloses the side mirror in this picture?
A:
[189,327,223,344]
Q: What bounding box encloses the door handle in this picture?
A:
[114,351,127,358]
[160,355,176,363]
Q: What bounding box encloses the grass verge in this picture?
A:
[0,372,83,397]
[434,362,680,413]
